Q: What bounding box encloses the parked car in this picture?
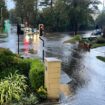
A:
[91,29,102,36]
[24,27,32,35]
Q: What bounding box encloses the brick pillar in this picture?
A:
[45,57,61,99]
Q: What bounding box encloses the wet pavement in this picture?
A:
[0,27,105,105]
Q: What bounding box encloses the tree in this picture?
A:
[13,0,38,26]
[96,11,105,28]
[40,0,100,32]
[13,0,100,33]
[60,0,100,35]
[41,0,54,8]
[96,11,105,38]
[9,9,17,24]
[0,0,8,28]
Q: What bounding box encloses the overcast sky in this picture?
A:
[6,0,104,11]
[6,0,15,10]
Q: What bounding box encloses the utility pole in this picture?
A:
[39,24,45,62]
[39,36,45,62]
[17,24,21,54]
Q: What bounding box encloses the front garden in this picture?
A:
[0,48,47,105]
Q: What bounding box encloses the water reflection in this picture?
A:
[20,33,41,58]
[32,34,40,53]
[24,35,29,55]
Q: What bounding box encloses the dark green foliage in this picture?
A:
[96,11,105,28]
[0,48,16,56]
[0,48,30,78]
[0,48,45,90]
[91,37,105,48]
[41,0,99,32]
[0,0,9,28]
[15,59,31,77]
[29,59,45,90]
[95,11,105,38]
[13,0,37,25]
[96,37,105,44]
[36,86,47,101]
[97,56,105,62]
[11,0,100,32]
[0,48,45,104]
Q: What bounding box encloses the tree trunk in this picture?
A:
[51,0,53,8]
[103,27,105,38]
[74,22,78,35]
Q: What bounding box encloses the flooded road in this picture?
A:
[44,33,105,105]
[0,27,105,105]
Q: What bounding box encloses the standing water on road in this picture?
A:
[0,27,105,105]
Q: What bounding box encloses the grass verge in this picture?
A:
[92,43,105,48]
[97,56,105,62]
[64,35,81,43]
[0,27,7,38]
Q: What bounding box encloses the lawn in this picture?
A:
[0,27,7,38]
[92,43,105,48]
[97,56,105,62]
[91,37,105,48]
[64,35,81,43]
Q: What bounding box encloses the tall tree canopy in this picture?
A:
[13,0,38,25]
[96,10,105,38]
[0,0,9,26]
[12,0,100,33]
[96,11,105,28]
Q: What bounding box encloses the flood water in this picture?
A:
[0,26,105,105]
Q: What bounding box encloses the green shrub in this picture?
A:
[29,59,45,90]
[37,86,47,101]
[15,59,31,77]
[0,48,30,79]
[0,72,27,105]
[0,48,16,56]
[96,37,105,44]
[21,93,38,105]
[0,68,18,79]
[8,93,38,105]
